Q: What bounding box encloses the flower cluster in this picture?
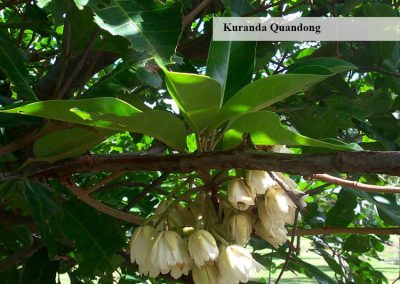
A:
[129,168,306,283]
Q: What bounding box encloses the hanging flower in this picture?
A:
[246,170,279,194]
[254,221,288,248]
[192,264,220,284]
[149,231,192,279]
[188,230,219,266]
[228,178,256,211]
[218,245,264,284]
[228,213,253,245]
[130,226,156,265]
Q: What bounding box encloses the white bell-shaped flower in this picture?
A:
[228,213,253,245]
[130,225,157,266]
[246,170,279,195]
[228,178,255,211]
[192,264,220,284]
[218,245,264,284]
[265,187,295,216]
[150,231,191,279]
[254,221,287,248]
[188,230,219,266]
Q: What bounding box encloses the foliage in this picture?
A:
[0,0,399,283]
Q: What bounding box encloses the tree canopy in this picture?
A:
[0,0,400,283]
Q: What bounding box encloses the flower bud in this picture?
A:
[246,170,278,195]
[228,178,255,211]
[228,213,253,245]
[218,245,264,284]
[192,264,219,284]
[150,231,191,279]
[154,200,186,229]
[188,230,219,266]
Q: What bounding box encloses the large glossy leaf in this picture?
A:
[164,70,222,133]
[209,73,332,130]
[33,127,112,162]
[223,111,360,151]
[20,181,63,258]
[88,0,182,60]
[287,57,357,74]
[2,98,186,150]
[0,31,38,101]
[21,248,59,284]
[61,200,125,276]
[206,40,256,102]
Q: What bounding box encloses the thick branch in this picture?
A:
[4,150,400,180]
[310,173,400,194]
[0,240,43,272]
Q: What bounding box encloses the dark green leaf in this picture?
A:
[0,31,38,101]
[206,41,256,102]
[326,188,357,227]
[288,57,357,74]
[21,248,59,284]
[61,200,125,276]
[343,235,372,253]
[88,0,182,60]
[20,181,63,258]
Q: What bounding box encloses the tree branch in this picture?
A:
[309,173,400,194]
[4,150,400,181]
[183,0,212,28]
[60,178,144,225]
[293,227,400,236]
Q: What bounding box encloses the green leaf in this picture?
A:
[88,0,182,60]
[223,111,360,151]
[33,127,111,162]
[0,31,38,101]
[346,188,400,226]
[209,73,332,130]
[37,0,52,8]
[293,256,337,284]
[325,188,357,227]
[20,181,63,258]
[287,57,357,74]
[311,249,344,276]
[61,200,125,276]
[164,70,222,133]
[21,248,59,284]
[0,268,19,284]
[74,0,89,9]
[2,98,186,150]
[343,235,372,253]
[206,40,256,102]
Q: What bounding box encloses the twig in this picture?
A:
[57,28,100,99]
[275,209,300,283]
[268,171,305,211]
[86,172,124,194]
[60,178,144,225]
[75,51,101,99]
[53,2,72,99]
[123,173,169,212]
[357,66,400,79]
[309,173,400,194]
[183,0,212,28]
